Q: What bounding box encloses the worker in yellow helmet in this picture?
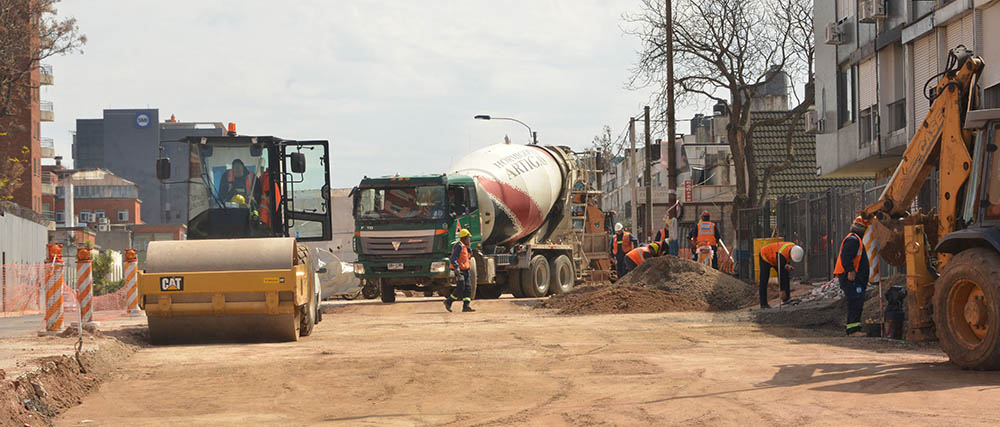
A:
[444,228,475,312]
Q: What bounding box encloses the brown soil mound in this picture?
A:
[536,256,755,315]
[536,284,708,315]
[616,256,756,310]
[747,275,905,330]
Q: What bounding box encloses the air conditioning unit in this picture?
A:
[98,223,110,232]
[825,22,846,45]
[859,0,875,23]
[870,0,888,19]
[804,108,820,133]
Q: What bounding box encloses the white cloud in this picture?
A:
[42,0,702,188]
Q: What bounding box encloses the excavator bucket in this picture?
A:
[138,237,313,344]
[870,212,940,268]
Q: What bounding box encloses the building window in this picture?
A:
[118,209,129,222]
[95,210,106,220]
[859,108,874,147]
[56,211,64,223]
[838,65,856,127]
[80,210,91,223]
[986,83,1000,109]
[887,99,906,132]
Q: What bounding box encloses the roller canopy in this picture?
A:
[144,237,296,273]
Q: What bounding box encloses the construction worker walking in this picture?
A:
[689,211,721,269]
[610,222,638,279]
[757,241,804,309]
[444,229,475,312]
[835,216,870,336]
[623,243,661,276]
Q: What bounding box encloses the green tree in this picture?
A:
[91,250,115,295]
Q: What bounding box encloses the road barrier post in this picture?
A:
[42,243,64,334]
[125,249,141,317]
[76,248,96,327]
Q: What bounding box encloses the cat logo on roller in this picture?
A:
[160,277,184,292]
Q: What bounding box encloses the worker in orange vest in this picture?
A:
[758,241,804,309]
[444,229,475,312]
[835,216,870,336]
[221,159,255,202]
[610,222,638,278]
[653,217,670,252]
[253,167,280,229]
[623,243,660,276]
[688,211,721,269]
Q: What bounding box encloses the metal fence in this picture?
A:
[734,177,933,283]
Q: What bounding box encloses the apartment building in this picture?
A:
[814,0,1000,178]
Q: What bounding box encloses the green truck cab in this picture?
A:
[352,174,488,302]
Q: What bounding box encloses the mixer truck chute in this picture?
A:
[139,134,331,344]
[353,143,609,302]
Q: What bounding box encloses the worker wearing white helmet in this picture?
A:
[609,222,638,279]
[758,241,804,309]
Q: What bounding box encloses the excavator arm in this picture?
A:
[863,48,984,266]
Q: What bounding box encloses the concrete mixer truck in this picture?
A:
[352,143,608,302]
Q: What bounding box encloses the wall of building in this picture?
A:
[0,204,48,264]
[54,198,142,225]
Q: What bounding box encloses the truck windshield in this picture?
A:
[188,143,272,236]
[355,186,446,222]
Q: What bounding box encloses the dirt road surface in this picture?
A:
[54,297,1000,426]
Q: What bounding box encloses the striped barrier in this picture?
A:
[76,248,94,325]
[124,249,141,316]
[43,243,64,333]
[862,226,880,284]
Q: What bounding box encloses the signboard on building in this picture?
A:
[684,179,693,202]
[135,112,151,128]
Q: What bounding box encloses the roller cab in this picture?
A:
[141,133,331,344]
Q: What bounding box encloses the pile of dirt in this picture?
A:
[616,256,757,310]
[537,256,756,315]
[747,275,905,330]
[536,284,709,315]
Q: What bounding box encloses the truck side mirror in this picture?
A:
[290,152,306,173]
[156,158,171,180]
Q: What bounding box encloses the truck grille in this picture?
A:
[360,233,435,255]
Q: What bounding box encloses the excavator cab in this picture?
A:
[139,135,331,344]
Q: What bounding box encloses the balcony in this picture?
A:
[40,137,54,158]
[41,171,56,195]
[40,101,53,121]
[40,64,53,85]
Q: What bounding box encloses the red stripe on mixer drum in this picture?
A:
[476,177,544,243]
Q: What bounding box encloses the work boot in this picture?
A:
[443,296,454,312]
[462,302,475,313]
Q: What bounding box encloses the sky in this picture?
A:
[42,0,700,188]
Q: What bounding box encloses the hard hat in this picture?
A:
[790,245,804,263]
[230,194,247,206]
[701,211,711,220]
[614,222,623,232]
[649,243,660,256]
[853,215,870,228]
[459,229,471,238]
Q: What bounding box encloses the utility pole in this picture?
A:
[628,118,638,234]
[644,106,653,242]
[666,0,677,218]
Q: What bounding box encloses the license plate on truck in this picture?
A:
[387,263,404,270]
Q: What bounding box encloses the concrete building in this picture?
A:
[0,0,56,214]
[813,0,1000,178]
[73,110,226,225]
[0,202,48,265]
[53,169,143,228]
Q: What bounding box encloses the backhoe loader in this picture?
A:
[138,130,331,344]
[864,47,1000,369]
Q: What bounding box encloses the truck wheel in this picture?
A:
[934,248,1000,370]
[521,255,550,298]
[476,285,503,299]
[548,254,575,295]
[507,271,525,298]
[379,279,396,303]
[467,258,478,301]
[362,280,380,299]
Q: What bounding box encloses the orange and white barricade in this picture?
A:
[42,243,64,334]
[124,249,141,316]
[76,248,96,326]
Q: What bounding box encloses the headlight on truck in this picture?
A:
[354,263,365,275]
[430,261,447,273]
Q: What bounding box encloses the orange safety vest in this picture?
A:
[833,233,865,275]
[696,221,717,246]
[457,242,471,271]
[761,242,794,266]
[258,169,280,227]
[656,228,668,247]
[612,232,635,255]
[626,246,652,265]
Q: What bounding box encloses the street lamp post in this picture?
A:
[474,114,537,145]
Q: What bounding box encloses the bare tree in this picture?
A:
[625,0,814,210]
[0,0,85,201]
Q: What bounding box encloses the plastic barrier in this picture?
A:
[43,243,64,333]
[753,237,781,283]
[124,248,141,316]
[1,264,44,316]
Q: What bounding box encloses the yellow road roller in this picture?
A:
[139,131,331,344]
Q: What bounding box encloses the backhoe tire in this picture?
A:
[521,255,551,298]
[379,279,396,303]
[548,254,575,295]
[933,248,1000,370]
